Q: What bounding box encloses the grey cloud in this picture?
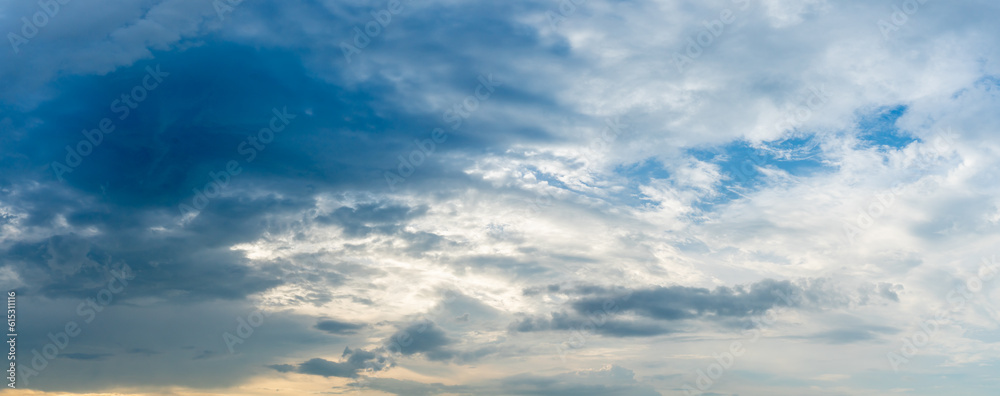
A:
[385,321,456,361]
[512,279,900,337]
[284,316,502,378]
[572,279,804,321]
[0,191,317,302]
[297,357,364,378]
[522,284,561,296]
[315,319,365,335]
[269,346,391,379]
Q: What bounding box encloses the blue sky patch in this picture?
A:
[856,105,918,150]
[686,135,833,208]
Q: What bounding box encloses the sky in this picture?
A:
[1,0,1000,395]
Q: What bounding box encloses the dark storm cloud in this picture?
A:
[7,43,402,198]
[0,0,571,302]
[0,0,581,311]
[0,38,471,297]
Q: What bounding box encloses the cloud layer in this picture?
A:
[2,0,1000,395]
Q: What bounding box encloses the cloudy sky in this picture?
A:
[1,0,1000,395]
